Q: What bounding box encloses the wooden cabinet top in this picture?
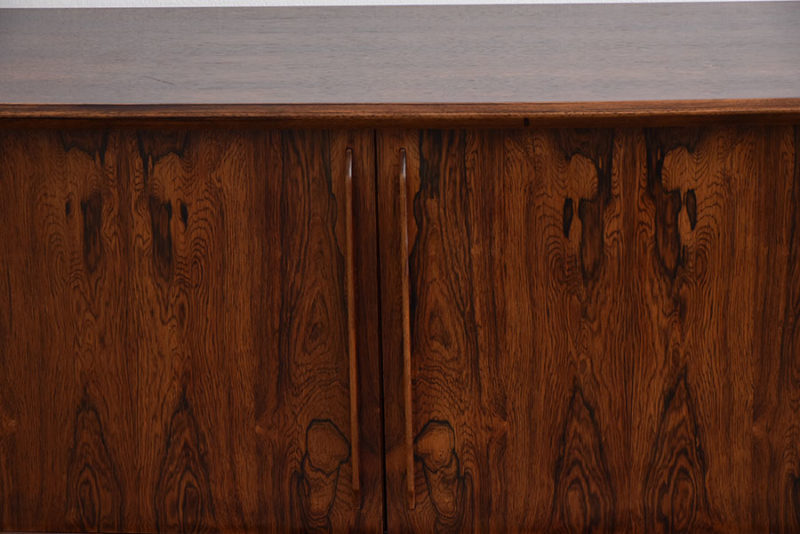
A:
[1,2,799,125]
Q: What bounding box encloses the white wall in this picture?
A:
[0,0,781,6]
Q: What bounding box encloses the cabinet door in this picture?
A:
[0,128,383,532]
[377,127,798,532]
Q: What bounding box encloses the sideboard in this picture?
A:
[1,3,800,532]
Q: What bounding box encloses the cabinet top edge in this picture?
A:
[1,100,800,128]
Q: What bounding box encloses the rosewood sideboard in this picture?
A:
[1,3,800,532]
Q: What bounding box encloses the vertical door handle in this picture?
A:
[398,148,415,510]
[345,147,361,505]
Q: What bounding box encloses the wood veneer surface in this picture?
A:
[0,3,799,121]
[378,126,800,532]
[0,128,384,532]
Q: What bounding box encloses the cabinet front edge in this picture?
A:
[1,99,800,128]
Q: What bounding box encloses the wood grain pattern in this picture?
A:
[290,419,351,533]
[153,394,215,533]
[752,125,800,534]
[639,371,710,533]
[0,129,136,532]
[3,119,799,532]
[629,126,796,533]
[549,386,615,534]
[378,126,798,532]
[0,128,383,533]
[67,395,125,532]
[1,3,799,106]
[378,128,626,532]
